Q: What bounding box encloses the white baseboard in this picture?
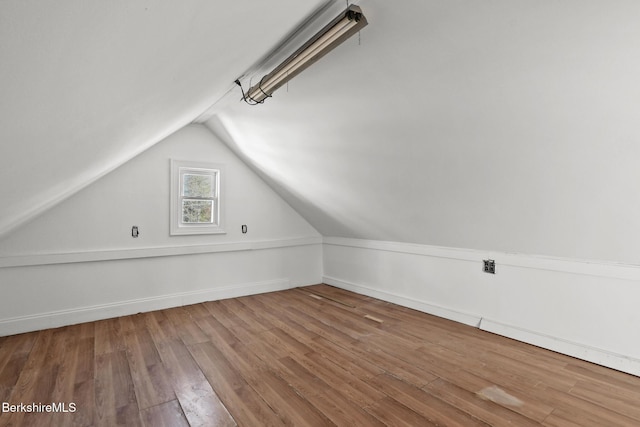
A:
[325,274,640,377]
[479,319,640,377]
[0,278,292,336]
[323,275,482,327]
[323,237,640,377]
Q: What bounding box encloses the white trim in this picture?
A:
[170,159,226,235]
[479,319,640,377]
[0,236,321,268]
[0,278,293,337]
[323,275,482,327]
[323,236,640,281]
[323,237,640,377]
[324,273,640,377]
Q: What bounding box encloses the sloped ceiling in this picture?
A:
[3,0,640,264]
[207,0,640,264]
[0,0,326,236]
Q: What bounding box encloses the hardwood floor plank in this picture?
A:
[235,295,320,350]
[367,372,491,426]
[564,360,640,389]
[297,350,386,407]
[437,368,554,422]
[142,311,179,345]
[70,377,96,427]
[94,318,127,356]
[219,298,270,335]
[0,332,37,402]
[542,412,590,427]
[275,355,386,427]
[188,341,283,427]
[569,378,640,421]
[350,339,439,387]
[256,328,314,359]
[199,331,336,427]
[307,335,385,381]
[4,329,59,427]
[365,396,438,426]
[307,284,378,307]
[247,368,336,427]
[154,337,236,427]
[363,333,456,379]
[180,303,212,321]
[472,349,577,392]
[540,388,640,427]
[140,400,190,427]
[281,293,439,387]
[203,300,262,345]
[162,306,209,346]
[50,326,95,427]
[256,295,385,381]
[278,305,359,350]
[424,378,542,427]
[288,290,376,340]
[2,285,640,426]
[49,327,85,400]
[122,323,175,410]
[94,351,142,427]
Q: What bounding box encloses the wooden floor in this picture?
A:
[1,285,640,426]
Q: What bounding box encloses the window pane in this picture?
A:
[182,200,214,223]
[183,173,215,198]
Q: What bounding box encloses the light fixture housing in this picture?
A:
[244,4,367,103]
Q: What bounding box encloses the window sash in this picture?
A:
[181,172,216,198]
[181,199,216,224]
[179,168,218,226]
[170,160,225,235]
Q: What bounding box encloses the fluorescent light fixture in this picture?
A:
[243,5,367,104]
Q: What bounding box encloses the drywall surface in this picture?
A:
[0,125,322,335]
[324,237,640,376]
[0,125,319,255]
[0,0,327,238]
[211,0,640,265]
[0,246,321,336]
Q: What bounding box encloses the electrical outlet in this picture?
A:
[483,259,495,274]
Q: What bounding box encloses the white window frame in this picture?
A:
[170,159,225,235]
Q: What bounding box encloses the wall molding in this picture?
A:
[323,236,640,281]
[323,237,640,377]
[324,274,640,377]
[0,236,321,268]
[0,278,293,337]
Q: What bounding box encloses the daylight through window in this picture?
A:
[170,160,225,235]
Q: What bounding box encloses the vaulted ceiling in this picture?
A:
[206,0,640,263]
[0,0,326,236]
[3,0,640,263]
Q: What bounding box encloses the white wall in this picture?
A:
[212,0,640,265]
[324,237,640,376]
[0,125,322,335]
[208,1,640,376]
[0,0,326,238]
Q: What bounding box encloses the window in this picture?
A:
[170,160,225,235]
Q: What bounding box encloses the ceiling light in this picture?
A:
[238,4,367,104]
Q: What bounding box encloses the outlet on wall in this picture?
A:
[483,259,495,274]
